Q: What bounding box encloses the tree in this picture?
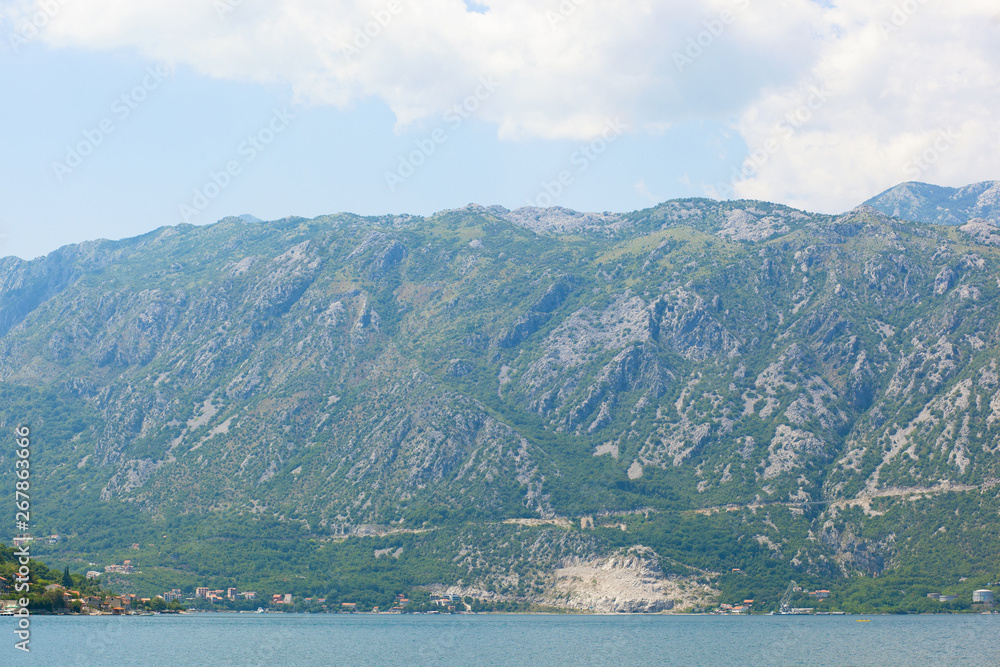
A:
[62,566,74,588]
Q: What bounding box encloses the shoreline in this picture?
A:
[14,609,998,617]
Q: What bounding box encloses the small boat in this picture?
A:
[856,619,871,622]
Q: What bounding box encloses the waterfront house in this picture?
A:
[102,596,131,612]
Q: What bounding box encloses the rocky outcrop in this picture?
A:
[959,219,1000,246]
[548,546,716,613]
[716,208,790,242]
[496,276,578,348]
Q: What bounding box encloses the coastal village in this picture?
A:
[2,550,470,615]
[4,541,997,616]
[5,557,993,616]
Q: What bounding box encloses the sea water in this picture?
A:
[6,613,998,666]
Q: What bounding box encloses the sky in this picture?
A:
[1,0,998,260]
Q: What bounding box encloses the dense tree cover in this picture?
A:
[0,542,115,612]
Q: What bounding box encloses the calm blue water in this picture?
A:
[4,613,998,666]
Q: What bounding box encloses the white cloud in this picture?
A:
[730,1,1000,212]
[14,0,826,138]
[8,0,999,212]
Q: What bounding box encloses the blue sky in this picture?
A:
[1,1,997,260]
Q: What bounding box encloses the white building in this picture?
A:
[973,590,995,604]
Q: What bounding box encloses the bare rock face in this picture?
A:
[959,219,1000,246]
[760,425,829,481]
[818,520,892,575]
[716,208,790,242]
[496,206,626,235]
[934,267,956,295]
[548,546,716,613]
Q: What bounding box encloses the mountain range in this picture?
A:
[2,181,999,613]
[865,180,1000,226]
